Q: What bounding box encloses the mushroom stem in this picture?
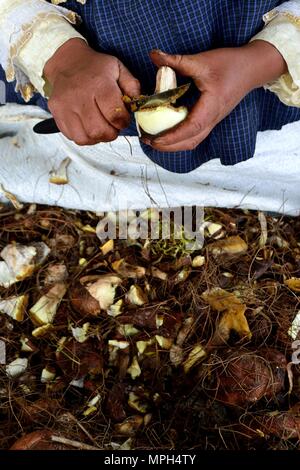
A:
[135,66,188,136]
[155,66,177,93]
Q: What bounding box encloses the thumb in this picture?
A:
[150,49,196,77]
[118,63,141,98]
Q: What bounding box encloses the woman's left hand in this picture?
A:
[143,41,287,152]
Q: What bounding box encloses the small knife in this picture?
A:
[33,83,190,135]
[33,118,60,134]
[128,83,190,112]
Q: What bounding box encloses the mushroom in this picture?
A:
[134,66,188,136]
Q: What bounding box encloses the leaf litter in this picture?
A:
[0,204,300,450]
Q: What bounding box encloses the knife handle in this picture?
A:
[33,118,60,134]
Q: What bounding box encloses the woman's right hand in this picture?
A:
[44,38,141,145]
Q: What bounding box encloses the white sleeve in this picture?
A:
[0,0,86,101]
[251,0,300,107]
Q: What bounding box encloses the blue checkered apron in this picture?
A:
[2,0,300,173]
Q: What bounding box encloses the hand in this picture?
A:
[44,38,141,145]
[143,42,287,152]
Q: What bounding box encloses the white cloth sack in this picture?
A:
[0,103,300,215]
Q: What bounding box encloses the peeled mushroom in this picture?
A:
[135,66,188,136]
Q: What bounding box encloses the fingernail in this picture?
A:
[152,49,167,56]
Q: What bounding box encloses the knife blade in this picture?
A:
[128,83,190,112]
[33,118,60,134]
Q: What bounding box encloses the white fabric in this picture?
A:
[264,0,300,19]
[0,0,80,100]
[51,1,86,4]
[0,104,299,215]
[253,1,300,106]
[16,18,85,97]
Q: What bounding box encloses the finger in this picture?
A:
[52,117,73,141]
[56,112,91,146]
[150,49,199,78]
[79,99,118,142]
[95,82,131,130]
[118,62,141,97]
[142,127,211,152]
[149,93,219,147]
[48,97,88,144]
